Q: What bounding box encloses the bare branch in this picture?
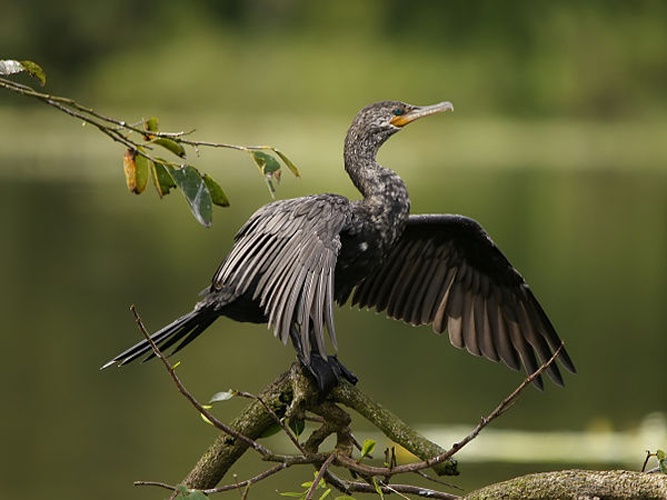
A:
[448,344,565,458]
[134,463,289,496]
[203,463,288,495]
[133,480,176,492]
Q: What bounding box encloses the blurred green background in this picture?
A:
[2,1,667,498]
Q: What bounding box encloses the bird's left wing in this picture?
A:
[351,214,575,387]
[211,195,352,361]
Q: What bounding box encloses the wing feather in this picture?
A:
[461,290,480,356]
[212,195,350,361]
[432,266,457,332]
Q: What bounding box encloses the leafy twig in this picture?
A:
[0,67,300,227]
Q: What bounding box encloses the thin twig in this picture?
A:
[129,304,271,457]
[203,463,288,494]
[334,344,565,478]
[376,479,412,500]
[0,77,293,172]
[134,463,289,495]
[413,469,463,492]
[444,344,566,460]
[324,474,459,500]
[642,450,653,473]
[305,452,336,500]
[133,480,176,492]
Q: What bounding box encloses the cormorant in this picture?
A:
[103,101,575,391]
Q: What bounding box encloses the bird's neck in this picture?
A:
[344,143,411,224]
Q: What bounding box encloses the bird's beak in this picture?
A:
[390,101,454,127]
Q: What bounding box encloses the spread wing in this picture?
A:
[351,214,576,387]
[211,195,352,361]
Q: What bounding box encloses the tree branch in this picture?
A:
[132,337,566,496]
[463,469,667,499]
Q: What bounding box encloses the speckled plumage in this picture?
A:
[104,101,575,391]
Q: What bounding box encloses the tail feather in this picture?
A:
[101,307,217,369]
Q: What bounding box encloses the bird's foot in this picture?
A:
[303,353,358,394]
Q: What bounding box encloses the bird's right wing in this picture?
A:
[210,195,352,361]
[351,214,575,388]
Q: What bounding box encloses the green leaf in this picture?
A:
[167,165,213,227]
[278,492,304,498]
[0,59,46,85]
[153,137,187,158]
[658,449,667,474]
[151,161,177,197]
[274,149,301,177]
[19,60,46,86]
[371,477,384,499]
[202,173,230,207]
[144,117,159,133]
[133,152,151,194]
[288,417,305,437]
[252,150,282,195]
[253,150,281,174]
[209,390,236,403]
[359,439,376,460]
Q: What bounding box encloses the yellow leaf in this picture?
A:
[123,149,138,193]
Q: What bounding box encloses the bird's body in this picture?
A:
[104,101,575,391]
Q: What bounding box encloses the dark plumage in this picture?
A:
[103,101,575,391]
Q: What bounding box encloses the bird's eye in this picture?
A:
[392,108,404,116]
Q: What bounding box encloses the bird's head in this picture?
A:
[345,100,454,157]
